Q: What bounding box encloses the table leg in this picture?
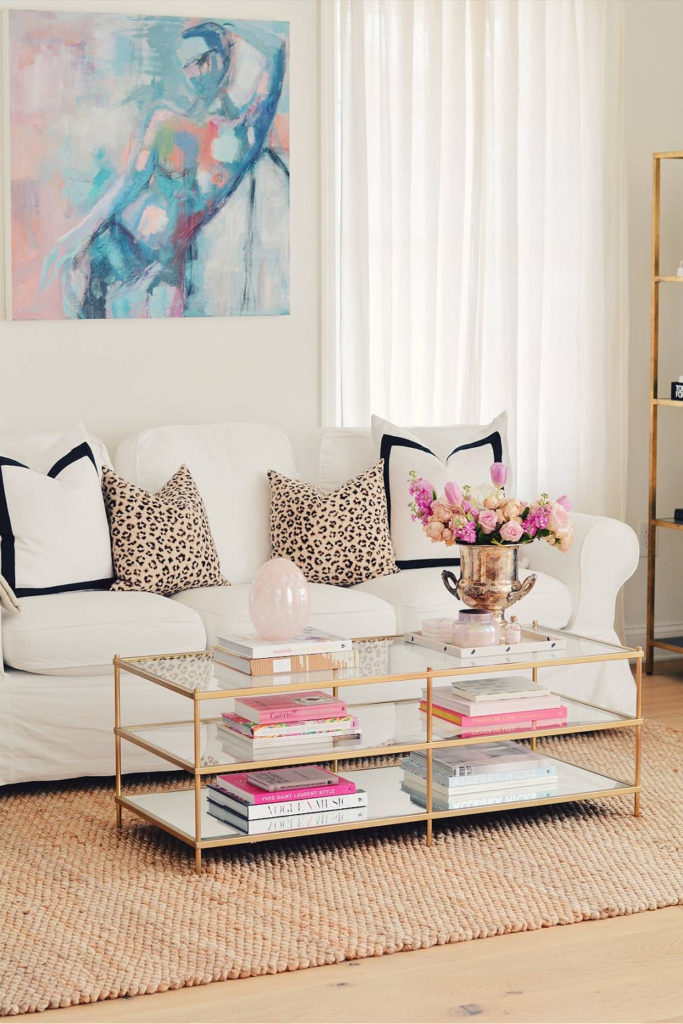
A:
[114,658,122,829]
[634,652,643,817]
[194,699,202,874]
[426,673,433,847]
[530,666,538,750]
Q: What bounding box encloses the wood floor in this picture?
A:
[12,663,683,1024]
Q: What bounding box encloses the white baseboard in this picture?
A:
[624,621,683,659]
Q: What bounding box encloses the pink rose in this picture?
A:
[444,481,463,507]
[490,463,509,488]
[442,528,454,544]
[548,501,571,537]
[425,520,444,541]
[431,501,453,523]
[483,495,501,510]
[557,529,573,552]
[499,520,524,543]
[477,508,498,534]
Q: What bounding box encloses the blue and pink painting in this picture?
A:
[9,10,290,319]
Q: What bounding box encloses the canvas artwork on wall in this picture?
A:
[8,10,290,320]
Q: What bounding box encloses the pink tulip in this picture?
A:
[556,494,572,512]
[490,463,509,488]
[444,481,463,507]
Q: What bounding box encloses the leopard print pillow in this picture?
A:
[102,465,229,596]
[267,462,398,587]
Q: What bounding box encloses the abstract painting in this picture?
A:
[8,10,289,319]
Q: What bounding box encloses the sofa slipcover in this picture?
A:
[2,591,206,676]
[353,566,573,634]
[172,582,397,649]
[115,422,298,585]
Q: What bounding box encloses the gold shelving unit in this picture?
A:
[647,153,683,674]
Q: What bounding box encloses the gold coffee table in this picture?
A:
[113,628,643,873]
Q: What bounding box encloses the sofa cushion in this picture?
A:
[2,591,206,676]
[371,413,510,572]
[0,441,114,598]
[0,423,111,475]
[102,465,229,596]
[353,566,572,634]
[311,419,510,491]
[115,423,298,585]
[172,583,397,648]
[267,463,398,586]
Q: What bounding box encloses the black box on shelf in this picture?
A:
[674,509,683,523]
[671,379,683,401]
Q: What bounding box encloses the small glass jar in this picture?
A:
[422,617,454,641]
[451,610,498,647]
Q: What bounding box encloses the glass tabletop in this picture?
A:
[117,628,639,698]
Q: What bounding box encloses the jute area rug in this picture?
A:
[1,722,681,1017]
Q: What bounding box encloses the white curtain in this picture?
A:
[329,0,628,518]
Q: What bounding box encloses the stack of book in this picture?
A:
[207,765,368,835]
[401,741,559,810]
[212,628,357,677]
[217,690,361,758]
[420,675,568,737]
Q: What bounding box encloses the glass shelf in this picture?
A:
[120,760,636,846]
[118,695,636,774]
[118,629,640,700]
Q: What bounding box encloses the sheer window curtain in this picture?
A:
[323,0,628,519]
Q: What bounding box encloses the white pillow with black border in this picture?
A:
[0,439,113,597]
[371,412,510,570]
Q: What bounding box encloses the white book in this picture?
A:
[411,741,553,775]
[403,786,558,811]
[207,801,369,834]
[402,771,559,798]
[427,686,563,716]
[215,627,353,659]
[450,675,551,702]
[207,784,368,819]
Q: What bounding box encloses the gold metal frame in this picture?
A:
[647,152,683,673]
[113,633,644,874]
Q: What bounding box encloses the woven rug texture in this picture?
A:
[1,722,681,1016]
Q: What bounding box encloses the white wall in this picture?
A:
[623,0,683,649]
[0,0,320,459]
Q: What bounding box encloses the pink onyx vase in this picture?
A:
[249,557,311,641]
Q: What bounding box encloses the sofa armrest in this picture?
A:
[0,574,22,677]
[524,512,639,640]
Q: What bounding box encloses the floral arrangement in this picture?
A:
[408,463,573,551]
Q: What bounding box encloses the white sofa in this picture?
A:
[0,422,639,786]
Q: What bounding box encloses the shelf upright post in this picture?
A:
[426,671,433,847]
[646,155,661,675]
[193,691,202,875]
[332,684,339,775]
[114,656,122,829]
[530,664,538,751]
[634,650,643,817]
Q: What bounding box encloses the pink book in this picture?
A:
[215,772,357,805]
[421,701,567,728]
[234,691,347,725]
